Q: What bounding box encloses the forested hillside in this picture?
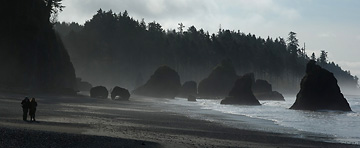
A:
[55,9,358,93]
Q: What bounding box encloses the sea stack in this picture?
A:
[178,81,197,98]
[187,95,197,102]
[76,78,93,91]
[133,66,181,98]
[198,59,239,98]
[221,73,261,105]
[290,60,352,111]
[253,79,285,101]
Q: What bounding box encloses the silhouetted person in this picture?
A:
[29,98,37,122]
[21,97,30,121]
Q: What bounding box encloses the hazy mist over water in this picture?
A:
[161,96,360,145]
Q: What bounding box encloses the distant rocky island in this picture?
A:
[133,66,181,98]
[221,73,261,105]
[198,59,239,98]
[253,79,284,101]
[178,81,197,98]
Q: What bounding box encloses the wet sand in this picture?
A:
[0,93,358,148]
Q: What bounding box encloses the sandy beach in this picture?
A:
[0,93,358,148]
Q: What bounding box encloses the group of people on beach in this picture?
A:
[21,97,37,121]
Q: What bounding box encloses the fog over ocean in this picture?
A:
[159,95,360,145]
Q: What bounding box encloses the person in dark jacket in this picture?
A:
[21,97,30,121]
[29,98,37,121]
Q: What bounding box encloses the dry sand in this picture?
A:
[0,93,358,148]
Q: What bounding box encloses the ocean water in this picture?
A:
[161,95,360,145]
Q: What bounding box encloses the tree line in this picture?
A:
[55,9,358,93]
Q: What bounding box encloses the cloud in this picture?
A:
[318,33,337,38]
[58,0,300,33]
[223,0,301,20]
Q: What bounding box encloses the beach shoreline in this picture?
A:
[0,93,358,148]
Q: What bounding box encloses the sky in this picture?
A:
[58,0,360,77]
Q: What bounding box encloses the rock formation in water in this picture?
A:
[198,59,239,98]
[253,79,284,101]
[290,60,352,111]
[0,0,77,94]
[76,78,93,91]
[221,73,261,105]
[90,86,109,99]
[178,81,197,98]
[187,95,197,102]
[133,66,181,98]
[111,86,130,100]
